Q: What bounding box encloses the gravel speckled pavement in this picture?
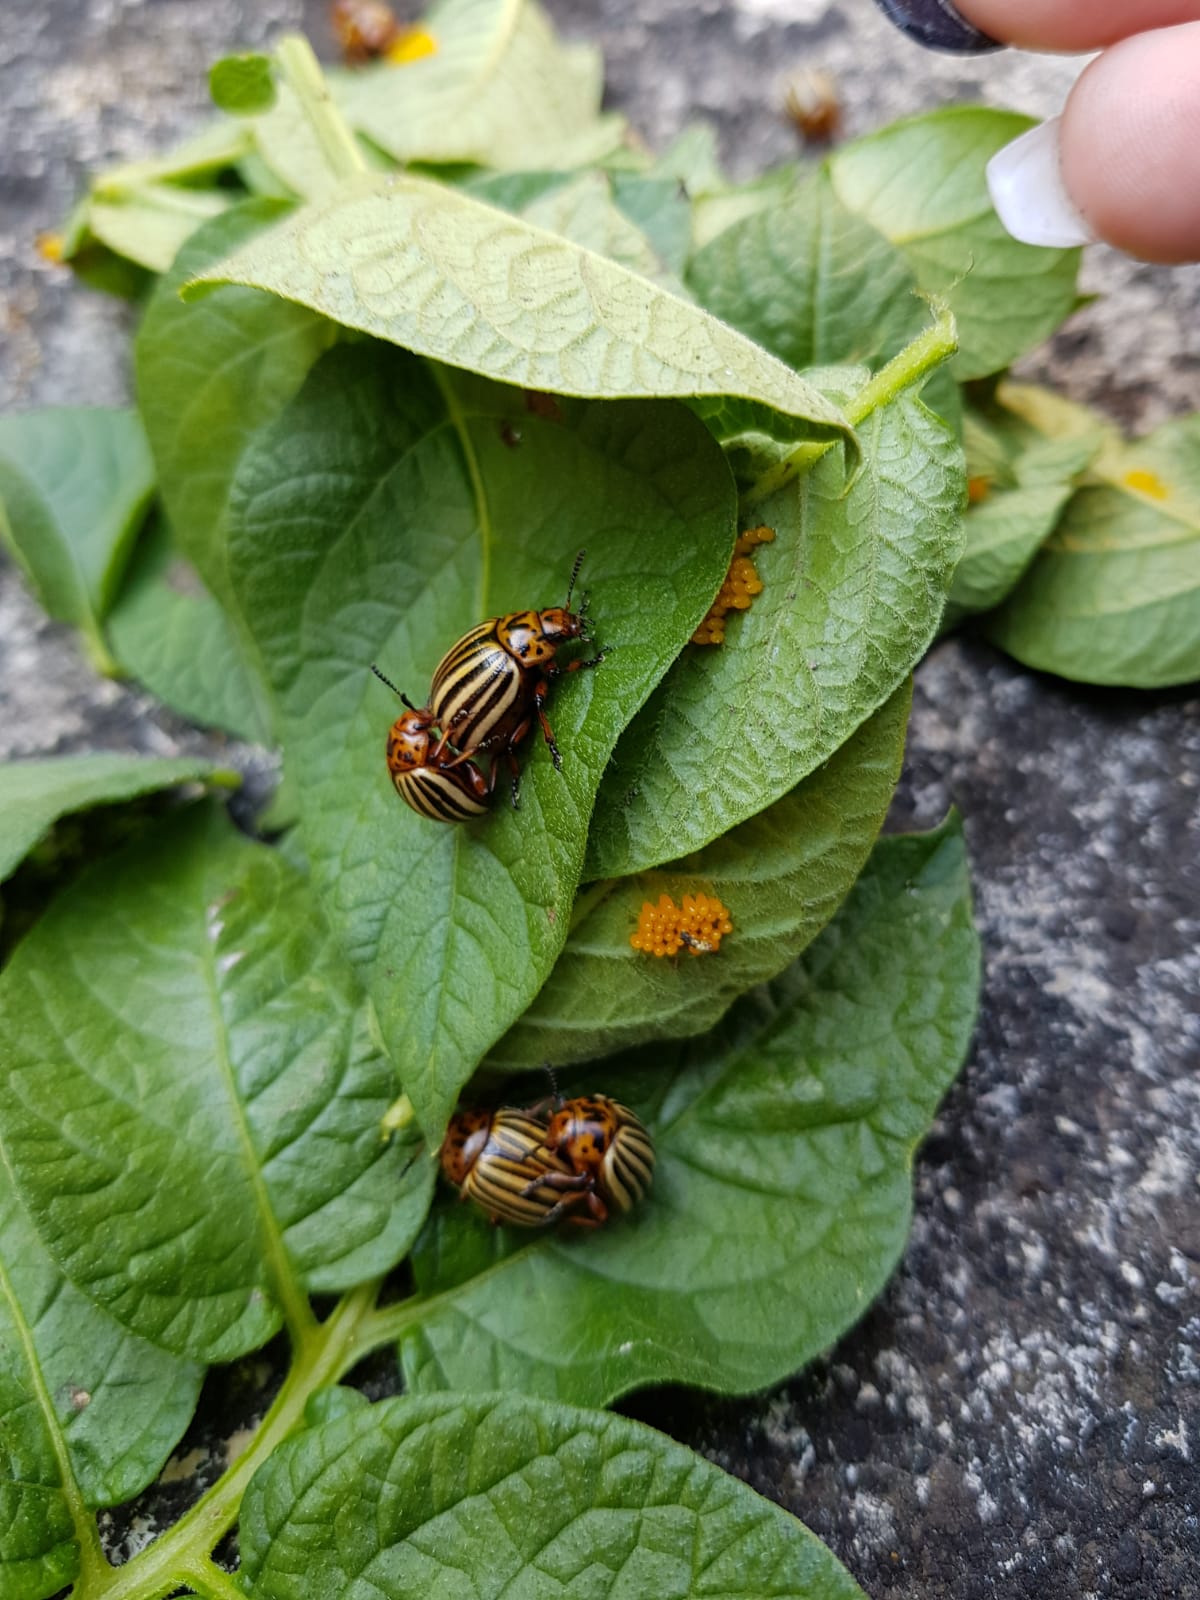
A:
[2,3,1198,1595]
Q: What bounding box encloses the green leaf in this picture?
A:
[0,1161,203,1579]
[336,0,619,171]
[689,165,802,253]
[86,117,253,196]
[0,752,230,884]
[76,184,236,275]
[586,383,964,877]
[210,53,277,116]
[947,481,1075,623]
[945,401,1100,622]
[226,342,737,1140]
[686,169,925,372]
[828,108,1080,379]
[186,172,857,458]
[396,819,979,1404]
[107,518,274,744]
[650,121,726,195]
[0,804,433,1362]
[610,173,693,277]
[522,171,687,291]
[135,200,335,613]
[0,408,154,671]
[489,682,909,1070]
[240,1394,868,1600]
[987,413,1200,687]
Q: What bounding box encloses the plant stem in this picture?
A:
[76,1282,380,1600]
[275,33,367,184]
[742,304,958,510]
[180,1557,248,1600]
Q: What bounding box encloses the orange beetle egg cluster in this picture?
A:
[691,525,776,646]
[630,892,734,958]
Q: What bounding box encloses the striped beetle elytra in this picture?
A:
[533,1095,656,1226]
[438,1107,580,1228]
[427,549,607,780]
[373,682,495,824]
[373,551,607,822]
[439,1092,656,1230]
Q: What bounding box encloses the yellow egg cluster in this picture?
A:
[630,892,734,959]
[691,525,776,646]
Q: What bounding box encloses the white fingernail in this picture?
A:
[986,117,1095,249]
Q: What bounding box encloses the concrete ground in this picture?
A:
[1,3,1197,1596]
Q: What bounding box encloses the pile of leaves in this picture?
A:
[1,3,1193,1597]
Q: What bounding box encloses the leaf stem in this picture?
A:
[742,303,958,509]
[180,1557,247,1600]
[274,34,367,185]
[76,1282,380,1600]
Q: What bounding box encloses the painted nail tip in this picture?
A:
[871,0,1002,54]
[986,121,1095,251]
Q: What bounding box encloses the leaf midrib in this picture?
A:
[0,1178,108,1586]
[196,897,312,1341]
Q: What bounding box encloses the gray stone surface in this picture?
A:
[1,4,1197,1597]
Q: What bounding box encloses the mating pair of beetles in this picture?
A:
[372,551,605,823]
[440,1093,655,1229]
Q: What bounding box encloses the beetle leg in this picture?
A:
[531,679,563,770]
[539,1189,597,1227]
[484,748,523,810]
[520,1168,590,1197]
[563,646,609,674]
[564,1190,609,1228]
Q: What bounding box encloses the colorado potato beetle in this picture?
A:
[438,1106,581,1228]
[784,67,841,143]
[372,668,495,824]
[331,0,399,62]
[528,1095,656,1226]
[428,550,607,779]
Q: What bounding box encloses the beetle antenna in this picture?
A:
[566,548,586,610]
[541,1061,561,1104]
[370,663,403,698]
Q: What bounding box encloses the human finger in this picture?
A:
[987,22,1200,261]
[954,0,1200,53]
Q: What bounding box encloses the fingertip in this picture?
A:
[986,118,1094,249]
[1059,22,1200,263]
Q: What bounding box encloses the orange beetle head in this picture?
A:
[545,1095,618,1178]
[534,605,585,645]
[386,707,433,776]
[438,1108,493,1186]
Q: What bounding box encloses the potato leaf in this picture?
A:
[586,380,964,877]
[0,804,433,1362]
[186,172,857,457]
[522,170,686,292]
[686,168,925,372]
[0,408,155,672]
[0,1159,203,1600]
[337,0,616,171]
[239,1393,868,1600]
[946,422,1090,631]
[134,201,335,614]
[225,343,736,1141]
[77,184,236,275]
[209,53,277,116]
[107,518,274,744]
[828,108,1080,379]
[987,413,1200,687]
[0,752,232,884]
[489,682,909,1070]
[397,819,979,1404]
